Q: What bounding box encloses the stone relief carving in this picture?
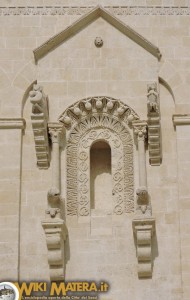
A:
[132,121,155,278]
[78,128,129,216]
[132,218,155,278]
[94,37,103,47]
[136,186,151,216]
[33,6,161,61]
[1,7,190,16]
[147,82,162,166]
[59,96,139,216]
[29,84,50,169]
[42,123,67,281]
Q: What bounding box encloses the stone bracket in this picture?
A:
[29,84,50,169]
[132,217,155,278]
[42,218,67,281]
[147,82,162,166]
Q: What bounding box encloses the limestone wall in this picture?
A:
[0,2,190,300]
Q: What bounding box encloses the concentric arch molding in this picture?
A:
[58,96,139,216]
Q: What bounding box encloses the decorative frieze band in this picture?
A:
[1,6,190,16]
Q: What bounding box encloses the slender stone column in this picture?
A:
[42,122,67,281]
[132,120,155,278]
[48,123,64,191]
[133,121,147,188]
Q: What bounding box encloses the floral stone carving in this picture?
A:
[58,96,139,216]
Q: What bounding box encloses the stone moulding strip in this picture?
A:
[0,118,25,129]
[1,6,190,16]
[33,5,161,61]
[173,114,190,126]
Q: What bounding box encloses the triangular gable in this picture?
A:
[33,5,161,61]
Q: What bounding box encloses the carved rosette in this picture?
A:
[132,218,155,278]
[29,84,50,169]
[147,82,162,165]
[59,97,138,216]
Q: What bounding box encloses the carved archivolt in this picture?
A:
[59,96,139,216]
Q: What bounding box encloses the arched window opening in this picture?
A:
[90,141,112,211]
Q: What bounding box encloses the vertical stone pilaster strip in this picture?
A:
[48,123,64,192]
[133,121,147,188]
[42,122,67,281]
[132,120,155,278]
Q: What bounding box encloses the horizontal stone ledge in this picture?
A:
[0,118,26,129]
[173,114,190,126]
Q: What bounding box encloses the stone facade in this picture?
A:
[0,1,190,299]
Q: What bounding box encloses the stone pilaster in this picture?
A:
[132,120,155,278]
[42,122,67,281]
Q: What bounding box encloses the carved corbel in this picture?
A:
[42,123,67,281]
[132,121,156,278]
[132,218,155,278]
[29,84,50,169]
[147,82,162,166]
[42,217,67,281]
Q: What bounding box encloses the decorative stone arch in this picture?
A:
[58,96,139,216]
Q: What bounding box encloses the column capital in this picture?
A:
[132,120,147,142]
[48,122,64,145]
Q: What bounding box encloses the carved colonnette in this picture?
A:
[132,121,155,278]
[59,96,139,216]
[147,82,162,166]
[42,123,67,281]
[29,84,50,169]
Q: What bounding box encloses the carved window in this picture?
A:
[59,96,139,217]
[90,141,112,210]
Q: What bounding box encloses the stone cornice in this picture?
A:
[173,114,190,126]
[0,118,25,129]
[0,6,190,16]
[33,6,161,61]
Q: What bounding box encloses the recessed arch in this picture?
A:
[59,96,139,216]
[90,140,112,210]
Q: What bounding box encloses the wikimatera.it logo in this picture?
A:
[0,282,109,300]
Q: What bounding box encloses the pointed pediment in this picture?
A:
[33,6,161,62]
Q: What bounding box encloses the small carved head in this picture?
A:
[46,208,60,218]
[148,83,157,92]
[136,187,148,204]
[94,37,103,48]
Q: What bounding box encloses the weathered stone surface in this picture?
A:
[0,2,189,299]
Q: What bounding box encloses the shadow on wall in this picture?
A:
[90,141,112,210]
